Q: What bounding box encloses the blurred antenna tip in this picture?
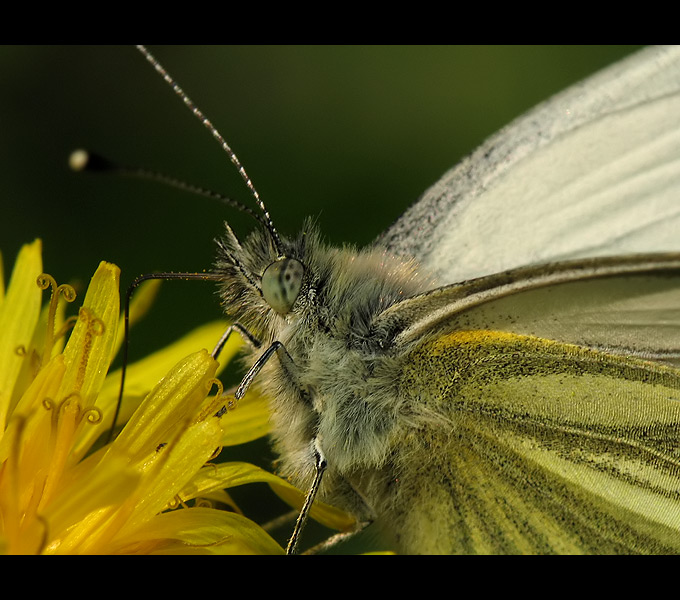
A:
[68,149,113,172]
[68,149,90,171]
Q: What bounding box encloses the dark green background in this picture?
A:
[0,45,643,551]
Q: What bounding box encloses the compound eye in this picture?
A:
[261,258,305,315]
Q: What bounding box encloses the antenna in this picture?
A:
[136,44,284,257]
[69,149,267,227]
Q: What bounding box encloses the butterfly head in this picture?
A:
[214,218,327,343]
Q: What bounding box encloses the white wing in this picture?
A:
[378,45,680,283]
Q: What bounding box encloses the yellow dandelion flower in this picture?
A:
[0,241,355,555]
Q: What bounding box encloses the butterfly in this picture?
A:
[119,45,680,554]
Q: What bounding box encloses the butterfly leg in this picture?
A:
[286,439,327,555]
[300,520,373,555]
[229,339,326,552]
[211,322,261,358]
[213,323,263,418]
[234,340,309,402]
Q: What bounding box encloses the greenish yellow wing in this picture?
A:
[393,330,680,554]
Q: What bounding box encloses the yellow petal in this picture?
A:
[0,240,42,431]
[184,461,357,532]
[114,507,284,555]
[0,248,4,301]
[6,353,65,427]
[41,452,141,554]
[111,349,218,459]
[58,261,120,406]
[108,321,238,400]
[74,321,236,456]
[221,390,272,446]
[120,417,226,534]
